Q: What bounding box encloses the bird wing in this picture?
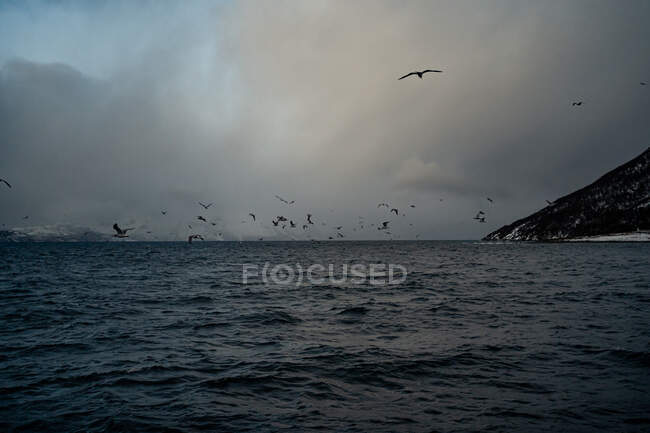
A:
[422,69,443,74]
[0,179,11,188]
[398,72,417,80]
[275,195,288,203]
[123,227,135,233]
[113,223,122,234]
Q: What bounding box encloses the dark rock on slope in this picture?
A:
[484,147,650,241]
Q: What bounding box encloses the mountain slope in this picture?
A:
[484,147,650,241]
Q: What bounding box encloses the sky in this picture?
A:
[1,0,649,240]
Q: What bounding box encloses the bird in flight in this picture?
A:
[277,215,287,222]
[378,221,390,230]
[274,195,295,205]
[198,202,213,209]
[290,220,296,228]
[272,219,279,226]
[390,208,399,215]
[0,178,11,189]
[302,224,308,230]
[486,197,494,203]
[307,214,314,224]
[571,101,583,106]
[398,69,443,80]
[335,226,342,230]
[113,223,134,238]
[197,216,207,222]
[409,204,416,208]
[161,211,167,215]
[188,234,204,243]
[249,213,256,222]
[377,203,389,209]
[23,216,29,220]
[641,82,647,86]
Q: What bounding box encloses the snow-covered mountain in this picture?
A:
[484,147,650,241]
[0,225,111,242]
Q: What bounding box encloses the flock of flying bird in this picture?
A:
[105,189,497,243]
[1,70,647,242]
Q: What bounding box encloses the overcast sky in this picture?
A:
[1,0,649,240]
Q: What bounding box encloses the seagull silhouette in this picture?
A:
[188,234,204,243]
[197,216,207,222]
[0,178,11,189]
[571,101,583,106]
[198,202,213,209]
[272,219,279,226]
[409,204,416,208]
[249,213,256,222]
[398,69,443,80]
[113,223,134,238]
[486,197,494,203]
[274,195,294,205]
[290,220,296,228]
[161,210,167,215]
[377,203,389,208]
[307,214,314,224]
[390,208,399,215]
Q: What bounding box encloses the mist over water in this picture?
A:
[1,241,648,432]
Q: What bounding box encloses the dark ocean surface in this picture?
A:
[1,241,649,432]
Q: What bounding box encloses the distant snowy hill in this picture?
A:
[484,147,650,241]
[0,225,111,242]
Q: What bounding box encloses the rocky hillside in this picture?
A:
[484,147,650,241]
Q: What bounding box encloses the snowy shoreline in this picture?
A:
[563,231,650,242]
